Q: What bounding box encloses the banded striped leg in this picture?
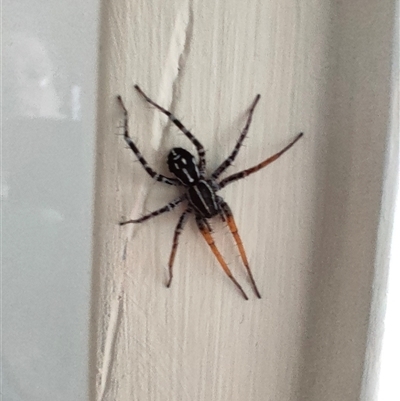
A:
[212,94,261,179]
[134,85,207,173]
[219,132,304,189]
[117,95,181,186]
[166,209,191,288]
[220,202,261,298]
[196,216,249,300]
[120,196,185,225]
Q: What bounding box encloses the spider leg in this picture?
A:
[218,132,303,189]
[212,94,261,179]
[120,196,185,225]
[220,201,261,298]
[195,216,249,300]
[134,85,207,173]
[117,95,181,186]
[166,209,191,288]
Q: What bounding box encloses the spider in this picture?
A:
[117,85,303,300]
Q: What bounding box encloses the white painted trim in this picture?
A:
[93,1,398,400]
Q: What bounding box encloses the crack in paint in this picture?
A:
[98,2,193,400]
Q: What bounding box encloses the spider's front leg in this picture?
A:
[212,94,261,179]
[196,215,249,300]
[117,95,181,186]
[134,85,207,174]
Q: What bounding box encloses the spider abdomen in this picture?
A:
[188,180,220,218]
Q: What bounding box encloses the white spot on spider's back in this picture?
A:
[193,158,200,176]
[192,185,211,214]
[182,168,194,183]
[171,150,180,160]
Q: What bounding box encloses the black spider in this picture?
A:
[117,85,303,300]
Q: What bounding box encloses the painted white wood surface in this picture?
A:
[91,1,397,400]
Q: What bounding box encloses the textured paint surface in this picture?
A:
[91,0,396,400]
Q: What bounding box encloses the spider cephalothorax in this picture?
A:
[167,147,200,185]
[117,85,303,300]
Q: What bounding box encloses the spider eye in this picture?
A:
[167,148,200,185]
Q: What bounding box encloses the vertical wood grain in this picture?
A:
[91,0,397,400]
